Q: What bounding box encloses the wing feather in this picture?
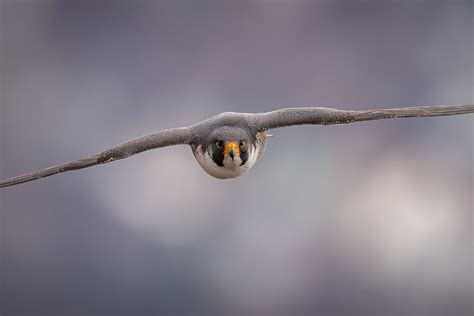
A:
[0,127,191,188]
[253,105,474,131]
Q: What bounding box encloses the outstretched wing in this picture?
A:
[252,104,474,131]
[2,104,473,188]
[0,127,192,188]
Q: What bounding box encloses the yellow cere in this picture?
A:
[223,142,240,155]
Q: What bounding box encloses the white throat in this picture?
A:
[193,144,259,179]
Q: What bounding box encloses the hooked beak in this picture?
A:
[224,142,240,160]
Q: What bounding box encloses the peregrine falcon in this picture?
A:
[0,104,473,187]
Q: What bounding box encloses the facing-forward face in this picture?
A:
[193,126,262,179]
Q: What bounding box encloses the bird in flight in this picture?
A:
[1,104,473,188]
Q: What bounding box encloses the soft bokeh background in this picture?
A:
[0,1,472,315]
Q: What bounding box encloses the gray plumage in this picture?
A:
[1,104,473,187]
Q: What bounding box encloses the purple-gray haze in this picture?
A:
[0,1,472,315]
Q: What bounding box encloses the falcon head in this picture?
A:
[193,126,263,179]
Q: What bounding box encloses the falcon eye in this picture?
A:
[215,140,224,148]
[239,140,246,148]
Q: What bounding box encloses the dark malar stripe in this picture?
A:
[211,149,224,167]
[240,149,248,166]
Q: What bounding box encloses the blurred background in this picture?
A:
[0,1,472,315]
